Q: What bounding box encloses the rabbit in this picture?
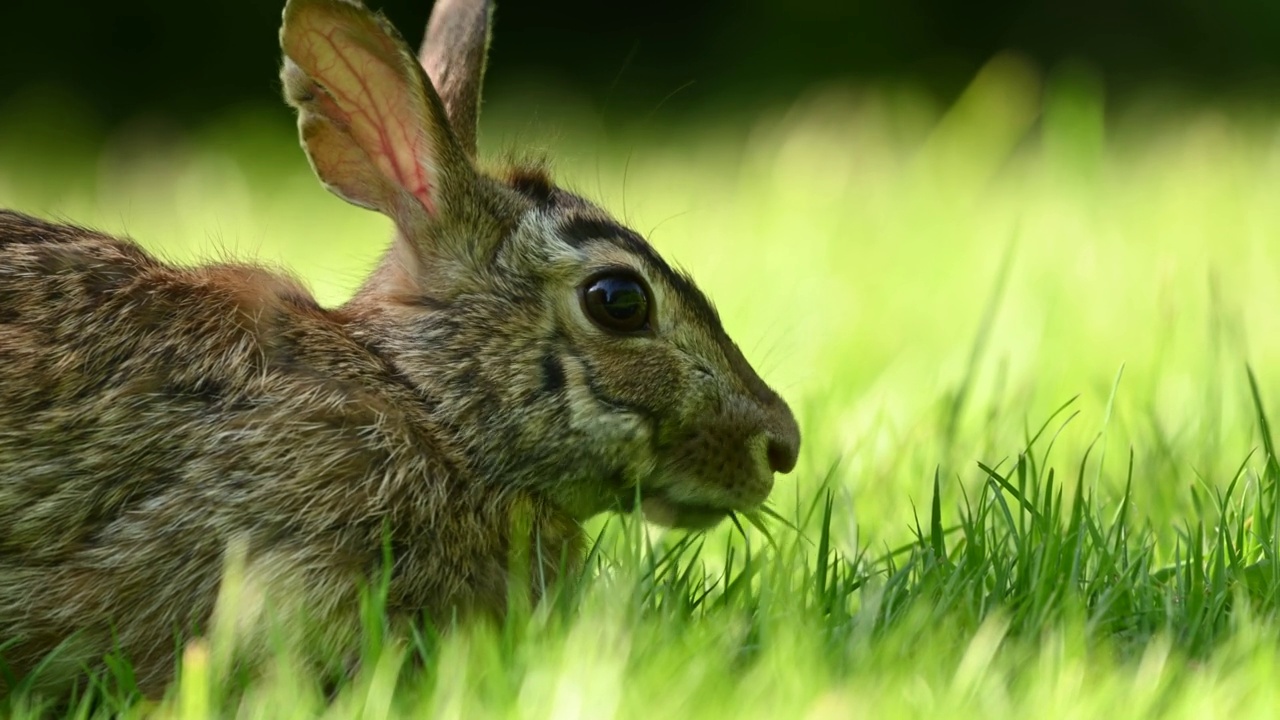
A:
[0,0,801,695]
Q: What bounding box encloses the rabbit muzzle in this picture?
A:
[634,395,800,530]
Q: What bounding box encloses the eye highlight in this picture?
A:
[580,271,652,334]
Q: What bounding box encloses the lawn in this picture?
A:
[5,55,1280,717]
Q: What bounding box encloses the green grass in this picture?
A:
[7,56,1280,717]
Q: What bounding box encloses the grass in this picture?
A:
[6,55,1280,717]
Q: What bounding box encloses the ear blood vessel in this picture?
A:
[0,0,800,694]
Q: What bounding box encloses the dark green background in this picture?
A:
[3,0,1279,128]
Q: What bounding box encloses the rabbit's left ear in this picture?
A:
[280,0,475,226]
[420,0,492,158]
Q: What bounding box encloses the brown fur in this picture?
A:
[0,0,799,694]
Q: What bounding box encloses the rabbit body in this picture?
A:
[0,211,578,689]
[0,0,799,693]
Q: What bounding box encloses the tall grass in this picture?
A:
[5,55,1280,717]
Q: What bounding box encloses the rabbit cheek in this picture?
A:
[552,353,657,504]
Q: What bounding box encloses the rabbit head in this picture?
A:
[280,0,800,530]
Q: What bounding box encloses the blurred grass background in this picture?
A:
[4,53,1280,544]
[7,6,1280,714]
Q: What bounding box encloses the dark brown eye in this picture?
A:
[581,272,651,333]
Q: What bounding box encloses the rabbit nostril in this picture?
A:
[766,434,799,474]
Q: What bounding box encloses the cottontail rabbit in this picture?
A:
[0,0,800,694]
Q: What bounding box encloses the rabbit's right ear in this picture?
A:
[420,0,492,157]
[280,0,475,228]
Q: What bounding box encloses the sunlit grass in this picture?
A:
[5,55,1280,717]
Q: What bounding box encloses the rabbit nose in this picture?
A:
[766,430,799,474]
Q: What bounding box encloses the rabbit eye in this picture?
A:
[581,272,651,334]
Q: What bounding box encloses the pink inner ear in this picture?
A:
[288,8,437,215]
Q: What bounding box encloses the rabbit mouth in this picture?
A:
[639,495,734,530]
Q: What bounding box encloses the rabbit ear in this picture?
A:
[280,0,475,226]
[420,0,492,157]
